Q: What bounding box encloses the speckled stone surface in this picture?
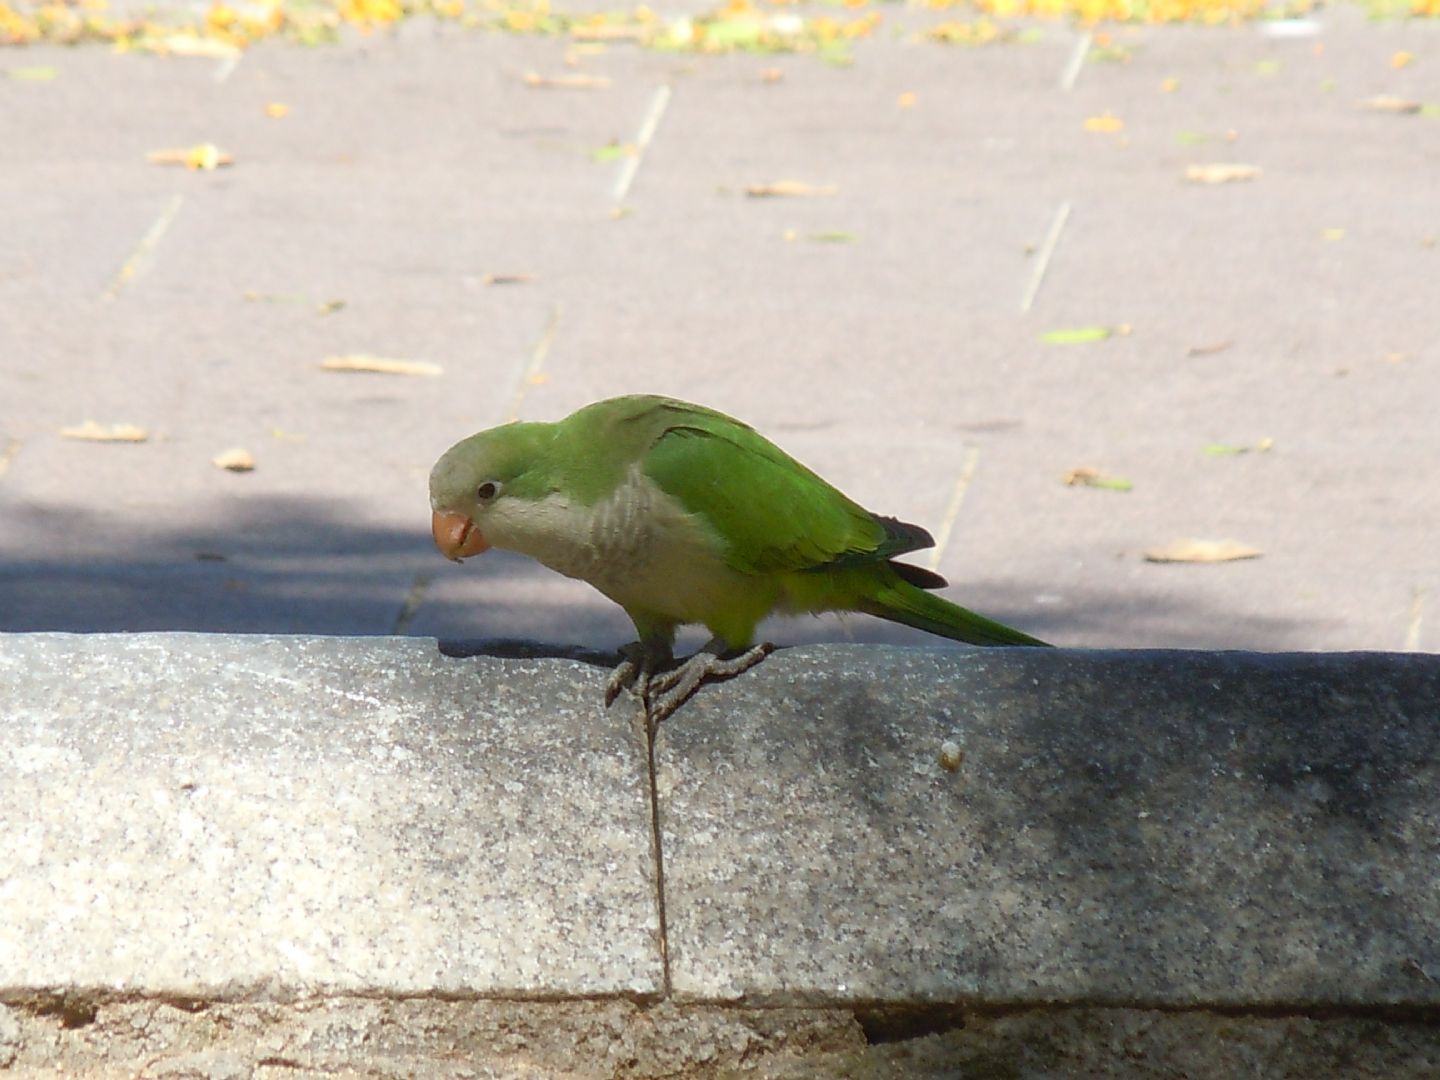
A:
[0,633,660,999]
[657,645,1440,1007]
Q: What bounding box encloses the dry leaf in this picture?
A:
[760,68,784,83]
[746,180,838,198]
[1361,95,1421,114]
[1184,163,1260,185]
[481,273,536,286]
[147,143,234,170]
[1160,77,1180,92]
[264,102,290,118]
[523,71,612,89]
[1143,539,1263,563]
[1062,466,1133,492]
[320,355,443,377]
[212,447,256,472]
[897,91,917,108]
[144,32,241,58]
[1187,340,1234,357]
[1392,51,1415,70]
[60,421,148,443]
[1084,111,1124,133]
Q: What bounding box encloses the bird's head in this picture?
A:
[428,422,552,562]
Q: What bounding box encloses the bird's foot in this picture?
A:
[605,641,671,707]
[644,641,775,726]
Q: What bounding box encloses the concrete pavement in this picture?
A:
[1,5,1437,652]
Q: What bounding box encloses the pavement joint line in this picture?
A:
[390,571,435,636]
[1020,199,1071,314]
[102,193,184,301]
[1060,29,1093,91]
[0,437,20,480]
[925,446,981,573]
[645,712,672,995]
[611,84,673,203]
[504,303,562,422]
[1405,587,1427,651]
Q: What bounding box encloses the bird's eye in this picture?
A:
[476,481,501,502]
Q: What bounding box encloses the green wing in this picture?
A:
[639,408,933,576]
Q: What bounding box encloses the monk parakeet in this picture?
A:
[430,395,1048,721]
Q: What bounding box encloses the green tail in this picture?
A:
[858,565,1050,647]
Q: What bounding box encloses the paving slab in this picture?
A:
[0,632,662,999]
[655,644,1440,1006]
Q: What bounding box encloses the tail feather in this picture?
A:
[859,566,1050,647]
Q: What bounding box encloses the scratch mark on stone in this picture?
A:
[227,665,387,709]
[391,572,434,635]
[505,304,562,422]
[103,194,184,301]
[0,437,21,479]
[1020,200,1071,313]
[926,447,981,572]
[612,83,672,203]
[1404,587,1426,651]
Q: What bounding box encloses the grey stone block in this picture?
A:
[657,645,1440,1007]
[0,633,661,999]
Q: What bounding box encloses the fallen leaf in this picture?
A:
[1202,438,1273,457]
[212,447,256,472]
[1392,51,1415,70]
[1362,94,1422,114]
[760,67,784,83]
[142,32,241,58]
[8,66,58,80]
[1255,59,1281,76]
[147,143,234,170]
[591,142,636,162]
[481,273,536,286]
[746,180,838,198]
[897,91,917,108]
[264,102,290,118]
[608,205,634,220]
[1160,77,1179,92]
[1321,227,1345,241]
[524,71,612,89]
[320,355,443,377]
[808,231,857,243]
[1062,466,1133,492]
[1187,340,1234,357]
[1040,324,1129,345]
[1143,539,1263,563]
[317,299,346,315]
[1184,163,1261,185]
[1084,111,1124,133]
[60,421,148,443]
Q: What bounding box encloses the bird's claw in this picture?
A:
[643,642,775,726]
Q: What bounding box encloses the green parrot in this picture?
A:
[430,395,1048,721]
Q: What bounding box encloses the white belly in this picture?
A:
[482,465,749,624]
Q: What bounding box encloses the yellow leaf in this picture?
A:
[1392,51,1415,70]
[746,180,838,198]
[319,355,443,377]
[1143,539,1263,563]
[212,447,256,472]
[1062,466,1132,491]
[1361,94,1421,114]
[523,71,612,89]
[264,102,289,118]
[1084,111,1124,133]
[60,421,148,443]
[1184,163,1261,185]
[1321,227,1345,241]
[760,68,784,83]
[897,91,917,108]
[147,143,234,170]
[1160,77,1179,93]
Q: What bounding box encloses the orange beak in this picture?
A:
[432,509,490,561]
